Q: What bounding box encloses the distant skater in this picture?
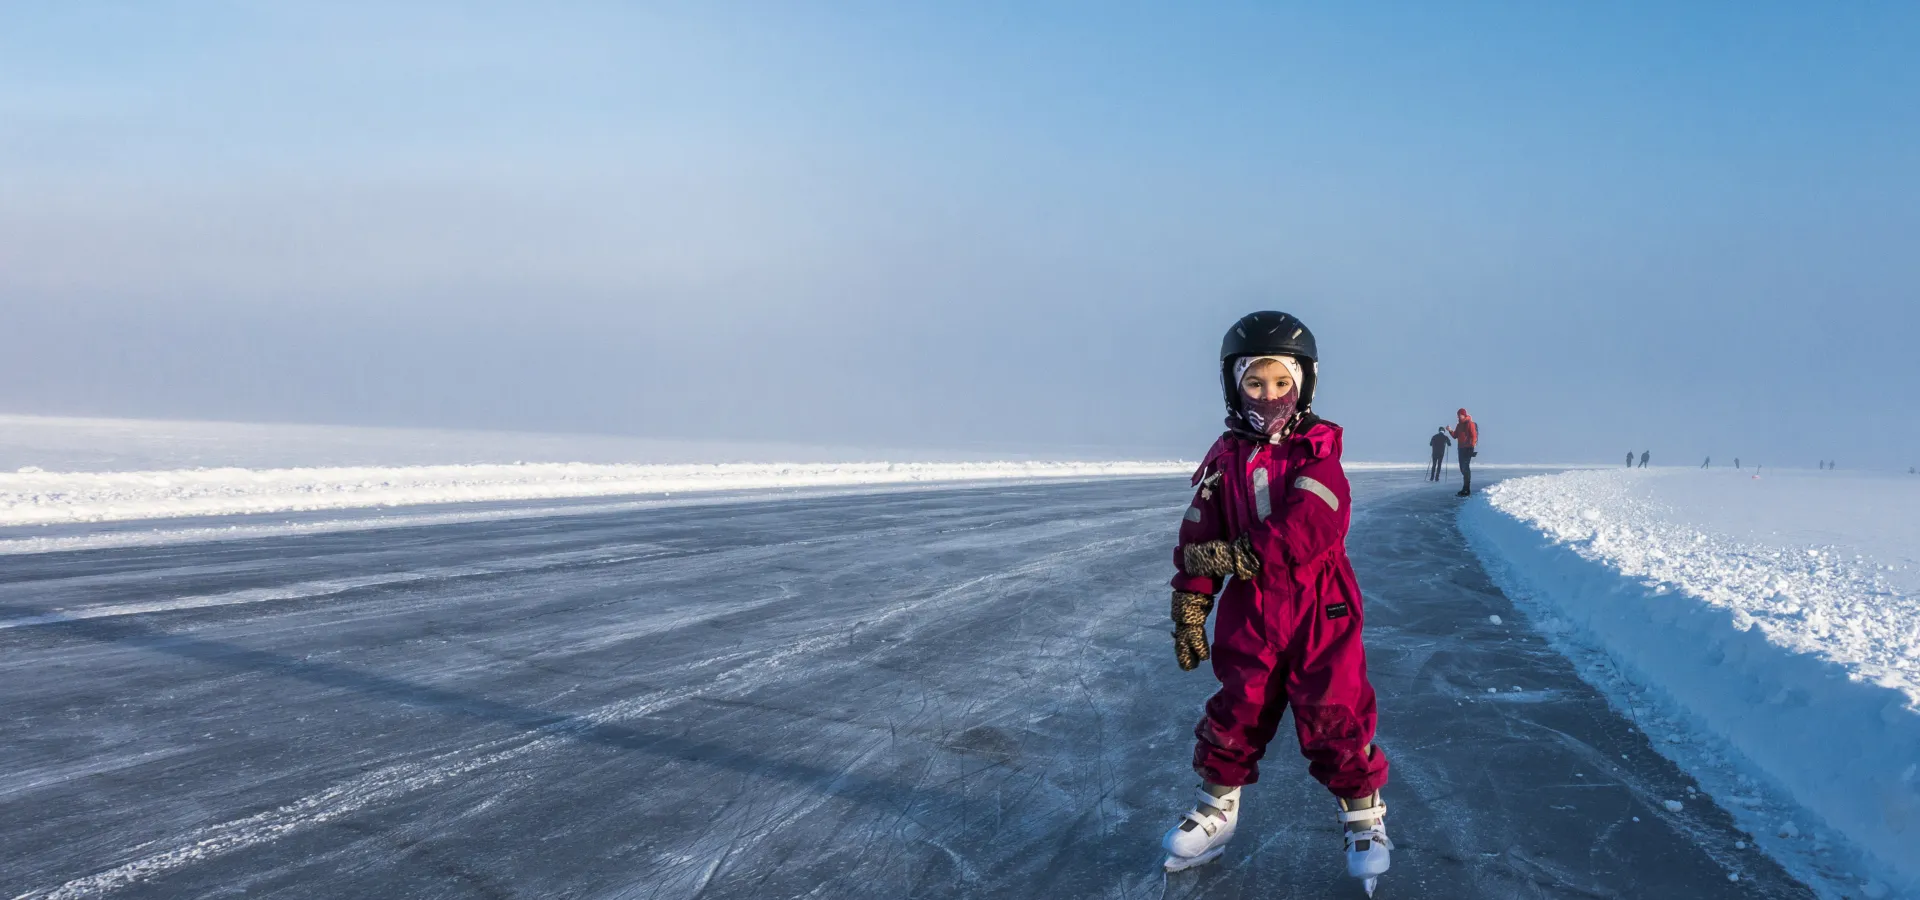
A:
[1701,457,1711,469]
[1449,409,1478,496]
[1639,450,1650,468]
[1626,451,1634,468]
[1735,458,1741,469]
[1428,428,1450,481]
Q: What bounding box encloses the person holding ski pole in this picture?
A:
[1448,409,1478,496]
[1162,311,1391,895]
[1428,428,1450,482]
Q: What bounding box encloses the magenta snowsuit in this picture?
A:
[1171,420,1389,798]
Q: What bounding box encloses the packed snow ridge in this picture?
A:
[1462,468,1919,895]
[1474,468,1920,699]
[0,461,1193,527]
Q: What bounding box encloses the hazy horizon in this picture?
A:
[5,3,1917,468]
[0,410,1875,471]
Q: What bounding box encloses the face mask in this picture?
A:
[1240,387,1298,437]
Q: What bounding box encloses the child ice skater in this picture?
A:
[1162,311,1391,894]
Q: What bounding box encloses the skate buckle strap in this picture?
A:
[1183,789,1236,835]
[1342,800,1391,854]
[1338,801,1385,825]
[1197,788,1237,812]
[1182,809,1220,836]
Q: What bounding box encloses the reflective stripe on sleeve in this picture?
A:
[1294,475,1339,512]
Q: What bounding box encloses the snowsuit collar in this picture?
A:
[1192,419,1340,486]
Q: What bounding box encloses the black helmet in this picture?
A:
[1219,311,1319,416]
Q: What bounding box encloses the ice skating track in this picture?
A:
[0,474,1811,899]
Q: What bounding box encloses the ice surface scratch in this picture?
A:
[0,546,666,632]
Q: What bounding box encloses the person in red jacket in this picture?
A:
[1448,408,1478,496]
[1161,311,1390,894]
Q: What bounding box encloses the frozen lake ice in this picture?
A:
[0,474,1810,898]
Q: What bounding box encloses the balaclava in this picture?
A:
[1233,355,1304,438]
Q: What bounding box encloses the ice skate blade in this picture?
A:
[1362,875,1378,896]
[1162,846,1225,872]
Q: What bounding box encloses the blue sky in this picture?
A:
[3,2,1917,466]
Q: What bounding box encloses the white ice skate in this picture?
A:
[1161,785,1241,872]
[1339,793,1391,896]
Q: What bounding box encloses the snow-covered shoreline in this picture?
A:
[0,460,1198,527]
[0,413,1477,529]
[1462,468,1918,898]
[0,412,1079,471]
[0,414,1199,527]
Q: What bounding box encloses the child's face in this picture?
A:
[1238,358,1296,402]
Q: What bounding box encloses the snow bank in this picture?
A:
[0,460,1193,527]
[1462,468,1920,894]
